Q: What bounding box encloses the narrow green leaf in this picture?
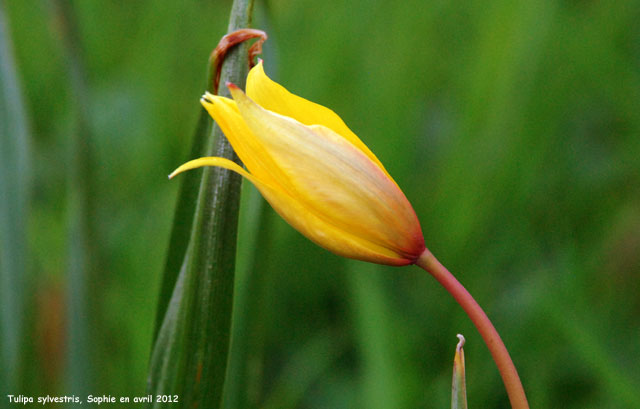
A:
[222,183,269,409]
[147,263,189,401]
[153,105,211,342]
[47,0,96,397]
[0,0,30,396]
[147,0,255,407]
[452,334,468,409]
[347,265,405,409]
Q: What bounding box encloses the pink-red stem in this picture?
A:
[416,248,529,409]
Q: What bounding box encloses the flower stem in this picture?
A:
[416,248,529,409]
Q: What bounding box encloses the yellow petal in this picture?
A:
[259,177,415,266]
[200,92,287,191]
[169,157,414,265]
[229,85,424,261]
[246,61,394,181]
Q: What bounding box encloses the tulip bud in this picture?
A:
[171,61,425,266]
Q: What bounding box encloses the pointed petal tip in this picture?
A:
[226,81,239,90]
[168,161,198,179]
[201,91,215,105]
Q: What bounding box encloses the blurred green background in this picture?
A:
[2,0,639,408]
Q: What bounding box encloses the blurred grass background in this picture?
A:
[2,0,639,408]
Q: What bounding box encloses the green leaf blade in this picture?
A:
[0,0,30,395]
[452,334,468,409]
[147,0,255,407]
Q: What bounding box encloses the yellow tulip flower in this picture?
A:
[170,61,425,266]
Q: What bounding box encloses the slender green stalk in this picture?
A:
[416,249,529,409]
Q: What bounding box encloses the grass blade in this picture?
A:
[0,0,30,397]
[47,0,96,397]
[452,334,468,409]
[347,265,406,409]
